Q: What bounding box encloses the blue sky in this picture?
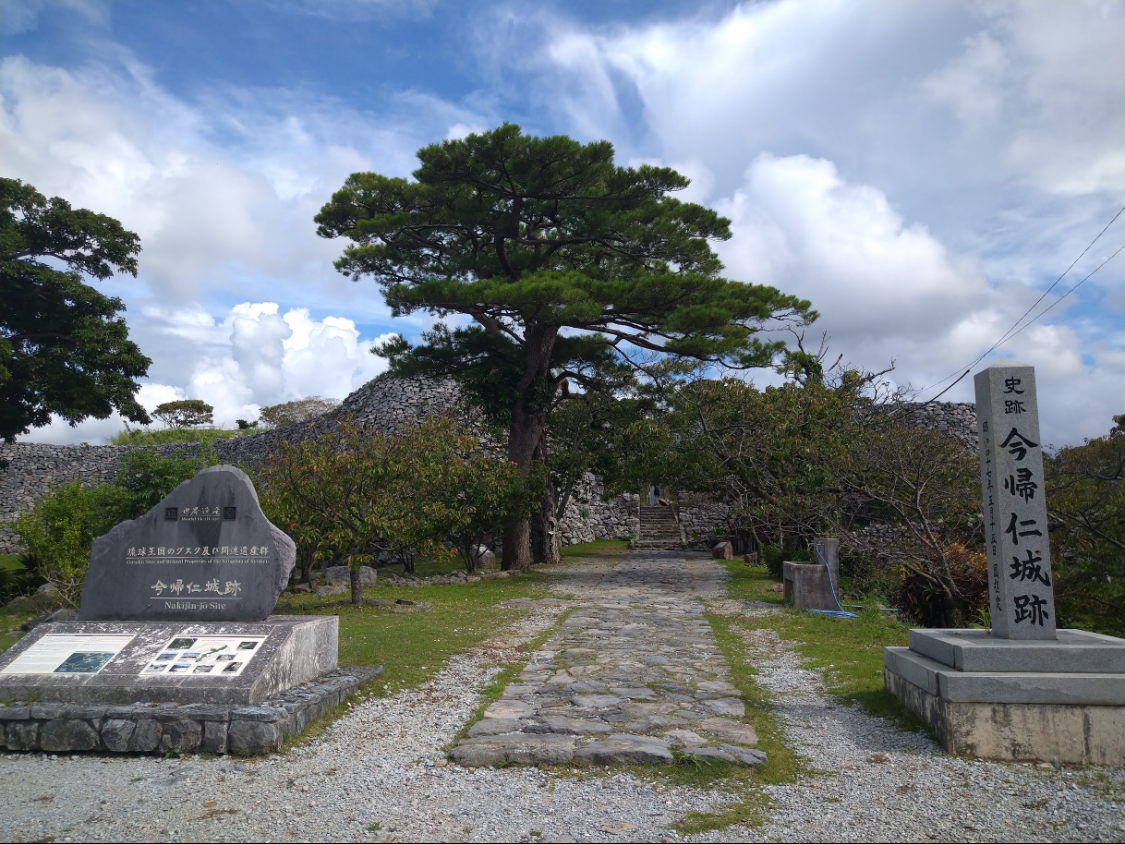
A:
[3,0,1122,446]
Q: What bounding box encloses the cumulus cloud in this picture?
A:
[0,50,491,312]
[19,303,393,444]
[711,153,1121,445]
[505,0,1124,445]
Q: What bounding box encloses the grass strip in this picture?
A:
[718,559,928,730]
[275,572,553,695]
[671,612,805,834]
[447,607,574,749]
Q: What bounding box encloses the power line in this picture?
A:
[1001,243,1125,345]
[916,204,1125,402]
[989,204,1124,351]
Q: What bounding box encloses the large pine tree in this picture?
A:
[315,124,815,570]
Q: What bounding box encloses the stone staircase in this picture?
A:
[633,504,685,551]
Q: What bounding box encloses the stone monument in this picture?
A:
[0,465,380,755]
[883,362,1125,765]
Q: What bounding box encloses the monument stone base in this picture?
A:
[782,561,837,611]
[884,628,1125,765]
[0,616,380,755]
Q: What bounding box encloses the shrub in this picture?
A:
[0,554,43,604]
[894,542,989,628]
[258,416,541,605]
[1047,414,1124,636]
[112,448,207,518]
[9,482,128,606]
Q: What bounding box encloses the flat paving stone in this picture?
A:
[451,551,759,767]
[573,734,674,765]
[572,693,623,709]
[466,718,524,737]
[449,734,576,767]
[483,700,535,719]
[700,697,747,717]
[699,716,760,745]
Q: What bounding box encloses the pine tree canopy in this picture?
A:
[316,124,818,568]
[316,124,815,406]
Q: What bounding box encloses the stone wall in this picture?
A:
[0,375,473,553]
[0,382,977,554]
[899,402,978,451]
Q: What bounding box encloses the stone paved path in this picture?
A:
[450,552,767,768]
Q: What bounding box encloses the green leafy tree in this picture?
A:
[258,416,539,605]
[315,124,814,570]
[1047,414,1125,636]
[258,397,339,429]
[835,425,986,627]
[152,399,214,429]
[0,177,150,442]
[657,377,861,556]
[112,449,209,517]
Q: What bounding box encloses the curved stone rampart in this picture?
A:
[0,385,976,554]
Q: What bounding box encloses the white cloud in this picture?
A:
[711,152,1122,446]
[0,51,488,311]
[18,303,393,444]
[504,1,1123,446]
[715,153,993,342]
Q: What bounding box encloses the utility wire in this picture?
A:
[916,204,1125,402]
[989,204,1124,351]
[1002,243,1125,344]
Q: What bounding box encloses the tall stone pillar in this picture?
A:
[974,361,1056,640]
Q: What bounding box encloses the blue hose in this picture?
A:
[808,545,858,619]
[805,609,859,618]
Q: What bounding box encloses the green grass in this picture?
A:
[110,427,252,446]
[275,571,553,694]
[448,610,571,748]
[717,559,926,729]
[0,586,67,655]
[671,612,806,834]
[0,554,24,574]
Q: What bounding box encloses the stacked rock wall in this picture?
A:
[0,382,977,554]
[0,376,473,553]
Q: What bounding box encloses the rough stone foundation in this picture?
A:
[0,666,380,756]
[885,669,1125,766]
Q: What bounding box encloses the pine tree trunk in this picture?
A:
[501,325,557,573]
[531,434,560,565]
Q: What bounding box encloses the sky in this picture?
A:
[2,0,1122,448]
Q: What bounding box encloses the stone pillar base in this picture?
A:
[884,628,1125,765]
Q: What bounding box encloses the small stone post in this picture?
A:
[974,361,1056,640]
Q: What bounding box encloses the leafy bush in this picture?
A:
[258,416,541,605]
[113,449,208,517]
[835,425,984,627]
[111,427,246,445]
[5,450,213,606]
[1047,415,1124,636]
[0,553,43,604]
[9,482,129,606]
[894,542,988,628]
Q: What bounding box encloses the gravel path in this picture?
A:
[698,598,1125,843]
[0,553,1122,842]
